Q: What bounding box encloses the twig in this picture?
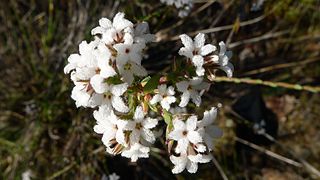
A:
[47,162,76,180]
[211,77,320,93]
[241,57,320,76]
[235,137,302,167]
[228,30,290,48]
[212,156,229,180]
[260,132,320,178]
[166,15,266,41]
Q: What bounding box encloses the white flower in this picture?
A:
[90,78,129,113]
[134,22,156,46]
[197,107,223,151]
[209,41,234,77]
[22,170,32,180]
[108,173,120,180]
[176,77,210,107]
[170,154,198,174]
[179,33,216,76]
[124,106,158,145]
[117,59,148,85]
[94,43,117,78]
[91,12,133,44]
[150,85,176,111]
[121,143,150,162]
[64,40,99,74]
[160,0,193,18]
[113,37,144,65]
[168,116,202,154]
[93,106,127,147]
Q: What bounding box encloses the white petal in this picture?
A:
[219,41,226,55]
[199,44,216,56]
[188,154,212,163]
[176,81,189,92]
[187,131,202,144]
[119,67,134,85]
[161,96,176,111]
[190,91,201,107]
[220,63,234,78]
[158,84,167,95]
[168,130,184,141]
[192,55,204,68]
[111,96,129,113]
[113,12,133,31]
[123,121,136,131]
[179,91,191,107]
[115,129,126,145]
[201,107,217,126]
[179,34,194,49]
[176,138,189,153]
[141,129,156,143]
[170,155,188,174]
[186,115,197,131]
[186,161,198,173]
[167,86,175,96]
[129,130,141,145]
[111,83,128,96]
[99,17,112,28]
[91,26,105,35]
[173,119,186,130]
[194,33,205,49]
[133,106,145,121]
[101,129,116,145]
[150,94,162,105]
[132,62,148,76]
[90,75,108,94]
[178,47,193,58]
[196,66,205,76]
[142,118,158,129]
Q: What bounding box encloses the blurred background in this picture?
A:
[1,0,320,179]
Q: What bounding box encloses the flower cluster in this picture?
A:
[160,0,193,17]
[64,12,233,174]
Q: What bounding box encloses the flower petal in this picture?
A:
[186,115,197,131]
[142,117,158,129]
[179,34,194,49]
[194,33,205,49]
[187,131,202,144]
[111,83,128,96]
[179,91,191,107]
[176,81,189,92]
[199,44,216,56]
[111,96,129,113]
[133,106,145,121]
[141,128,156,143]
[150,94,162,105]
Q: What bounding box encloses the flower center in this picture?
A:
[135,122,143,130]
[124,62,132,71]
[182,130,188,136]
[104,92,112,100]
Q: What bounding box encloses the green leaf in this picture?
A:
[143,75,161,93]
[162,110,172,125]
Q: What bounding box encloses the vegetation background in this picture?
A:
[0,0,320,179]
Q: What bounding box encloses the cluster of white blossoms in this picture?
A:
[160,0,193,17]
[64,12,233,174]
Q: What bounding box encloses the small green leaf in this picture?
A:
[162,110,172,125]
[143,75,161,93]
